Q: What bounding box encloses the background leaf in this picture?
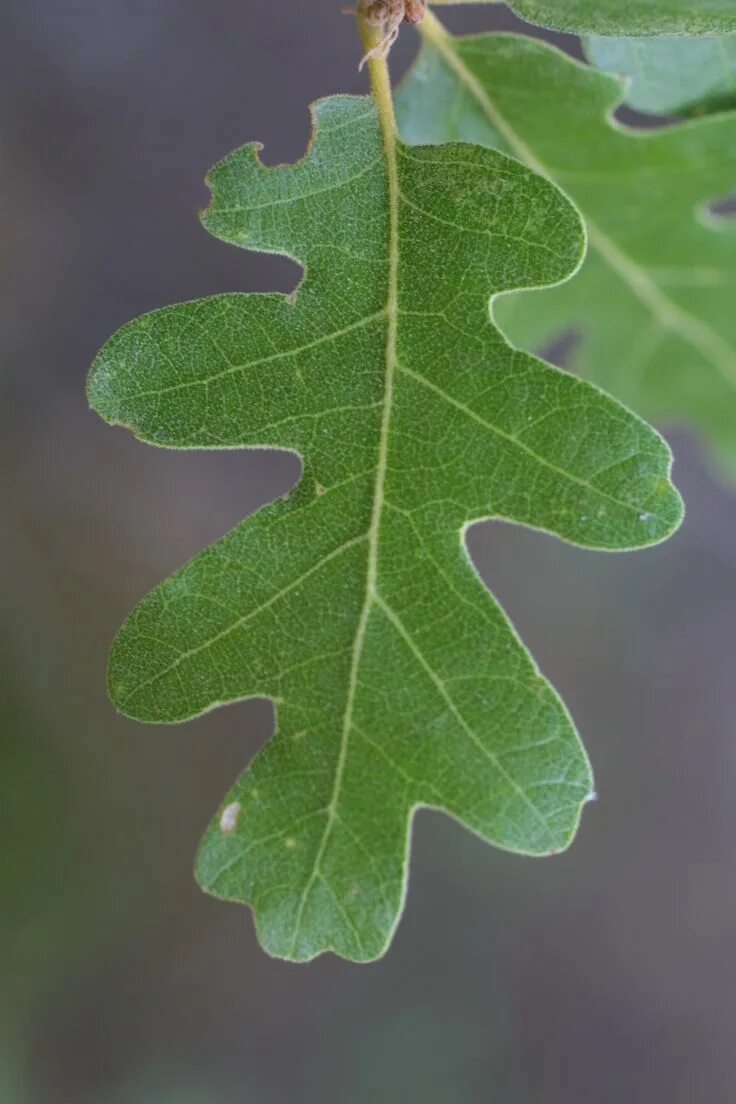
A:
[89,95,681,961]
[398,29,736,475]
[584,34,736,117]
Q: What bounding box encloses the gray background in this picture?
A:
[2,3,735,1102]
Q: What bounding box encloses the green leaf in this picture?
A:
[585,34,736,116]
[397,29,736,475]
[505,0,736,35]
[89,95,682,962]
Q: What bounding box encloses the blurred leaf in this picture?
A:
[89,95,681,961]
[398,28,736,475]
[0,1054,21,1104]
[345,1007,496,1103]
[585,34,736,116]
[0,677,83,1024]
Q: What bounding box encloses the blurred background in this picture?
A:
[2,2,735,1102]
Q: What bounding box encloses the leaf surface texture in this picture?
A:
[89,96,682,961]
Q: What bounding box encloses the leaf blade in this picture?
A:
[90,96,682,961]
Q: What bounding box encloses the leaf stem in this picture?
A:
[420,7,454,52]
[418,7,546,175]
[357,14,399,139]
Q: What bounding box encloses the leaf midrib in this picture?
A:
[287,92,403,958]
[422,22,736,394]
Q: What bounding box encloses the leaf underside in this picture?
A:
[508,0,736,35]
[397,34,736,477]
[89,96,682,962]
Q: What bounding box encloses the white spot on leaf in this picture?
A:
[220,801,241,834]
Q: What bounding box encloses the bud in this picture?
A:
[403,0,427,24]
[358,0,396,24]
